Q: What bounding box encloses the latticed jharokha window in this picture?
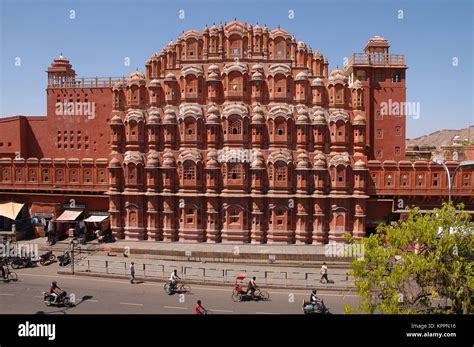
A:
[275,121,285,136]
[228,118,242,135]
[229,208,240,224]
[183,163,196,181]
[275,165,287,182]
[227,164,242,180]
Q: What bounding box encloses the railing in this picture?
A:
[48,76,126,89]
[80,258,354,288]
[346,53,405,67]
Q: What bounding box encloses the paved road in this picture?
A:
[0,265,361,314]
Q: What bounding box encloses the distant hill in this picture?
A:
[407,126,474,148]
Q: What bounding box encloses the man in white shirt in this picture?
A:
[169,269,181,290]
[320,262,328,283]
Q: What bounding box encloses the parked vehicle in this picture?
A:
[58,251,71,267]
[231,274,270,302]
[10,256,36,269]
[302,299,330,314]
[163,280,191,295]
[43,291,73,307]
[39,251,56,266]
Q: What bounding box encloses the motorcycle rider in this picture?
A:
[248,276,257,298]
[310,289,323,312]
[169,269,181,291]
[49,281,63,304]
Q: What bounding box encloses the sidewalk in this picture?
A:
[61,253,356,292]
[99,240,354,266]
[18,237,355,266]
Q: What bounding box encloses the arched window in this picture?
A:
[228,116,242,135]
[229,207,240,224]
[274,38,286,58]
[184,119,197,141]
[185,75,198,96]
[335,214,345,232]
[186,39,198,59]
[274,75,287,95]
[275,165,287,182]
[275,120,285,136]
[128,164,136,184]
[229,72,243,94]
[183,162,196,181]
[227,164,242,180]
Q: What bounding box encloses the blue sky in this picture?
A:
[0,0,472,138]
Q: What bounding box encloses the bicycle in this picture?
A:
[164,280,191,294]
[1,266,18,283]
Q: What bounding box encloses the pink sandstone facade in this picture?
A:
[0,20,473,243]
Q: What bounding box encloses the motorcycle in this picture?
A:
[302,299,330,314]
[43,291,73,307]
[39,251,56,266]
[58,251,71,267]
[10,256,37,269]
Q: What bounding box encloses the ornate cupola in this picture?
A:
[47,54,76,87]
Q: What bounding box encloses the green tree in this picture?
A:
[349,202,473,314]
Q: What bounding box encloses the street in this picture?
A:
[0,265,361,314]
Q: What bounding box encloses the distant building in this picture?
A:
[0,20,473,243]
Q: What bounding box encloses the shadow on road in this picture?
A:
[35,295,95,315]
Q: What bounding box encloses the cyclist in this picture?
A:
[169,269,181,291]
[195,300,208,315]
[0,258,7,279]
[248,276,257,298]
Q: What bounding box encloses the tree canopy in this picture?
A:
[348,202,473,314]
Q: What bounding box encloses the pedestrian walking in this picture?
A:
[130,262,135,284]
[320,262,328,284]
[47,219,55,245]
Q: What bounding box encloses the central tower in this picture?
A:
[107,20,405,244]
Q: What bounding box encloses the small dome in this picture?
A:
[112,81,125,91]
[110,114,122,124]
[147,112,160,124]
[206,151,219,168]
[148,79,161,88]
[109,157,121,168]
[208,64,219,72]
[252,63,264,72]
[313,153,327,168]
[251,71,264,81]
[297,41,305,49]
[162,150,175,167]
[353,112,366,125]
[207,71,220,81]
[296,152,310,168]
[311,77,325,87]
[351,79,363,89]
[208,104,219,113]
[163,108,177,124]
[295,71,308,81]
[206,113,219,124]
[165,73,177,82]
[252,113,264,124]
[354,160,366,168]
[313,51,323,60]
[312,109,326,124]
[127,70,146,86]
[296,114,310,124]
